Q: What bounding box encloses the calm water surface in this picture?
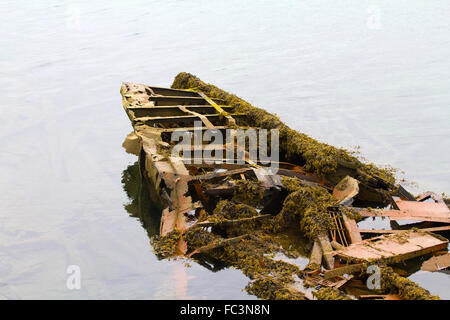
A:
[1,0,449,299]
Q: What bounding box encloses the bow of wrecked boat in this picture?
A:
[120,72,450,300]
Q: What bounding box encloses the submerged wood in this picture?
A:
[121,73,449,300]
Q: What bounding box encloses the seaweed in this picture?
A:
[150,229,182,259]
[213,200,259,220]
[313,287,353,300]
[171,72,396,186]
[233,180,264,207]
[246,277,306,300]
[275,185,337,239]
[211,200,261,236]
[128,75,443,301]
[380,266,440,300]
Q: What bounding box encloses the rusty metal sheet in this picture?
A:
[359,225,450,234]
[421,253,450,272]
[357,205,450,223]
[333,230,448,263]
[391,196,450,222]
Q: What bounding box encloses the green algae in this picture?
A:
[313,287,353,300]
[276,185,337,239]
[184,228,220,250]
[171,72,396,186]
[184,219,307,299]
[136,74,443,300]
[212,200,264,236]
[213,200,260,220]
[233,180,264,207]
[246,277,306,300]
[280,176,313,193]
[150,229,182,259]
[380,266,440,300]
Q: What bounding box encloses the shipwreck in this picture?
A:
[120,72,450,300]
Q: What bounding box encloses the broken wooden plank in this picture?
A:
[309,240,322,268]
[197,91,236,126]
[192,214,271,228]
[317,232,335,269]
[189,168,252,181]
[333,176,359,205]
[186,234,249,258]
[331,240,345,251]
[133,113,246,126]
[395,185,416,201]
[342,214,363,243]
[323,263,366,280]
[331,176,362,244]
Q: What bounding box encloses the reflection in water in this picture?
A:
[173,263,196,300]
[120,162,450,299]
[122,162,196,299]
[121,161,233,298]
[121,161,229,272]
[121,161,161,238]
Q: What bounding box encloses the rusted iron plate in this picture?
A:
[357,206,450,223]
[333,230,448,263]
[359,225,450,234]
[392,196,450,222]
[421,253,450,272]
[416,191,445,203]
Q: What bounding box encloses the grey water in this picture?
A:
[0,0,449,299]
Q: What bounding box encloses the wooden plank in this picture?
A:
[186,234,249,257]
[198,91,236,126]
[178,105,215,129]
[189,168,251,181]
[333,176,359,204]
[308,240,322,268]
[323,263,366,280]
[317,232,335,269]
[192,214,271,228]
[133,113,246,125]
[342,214,363,243]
